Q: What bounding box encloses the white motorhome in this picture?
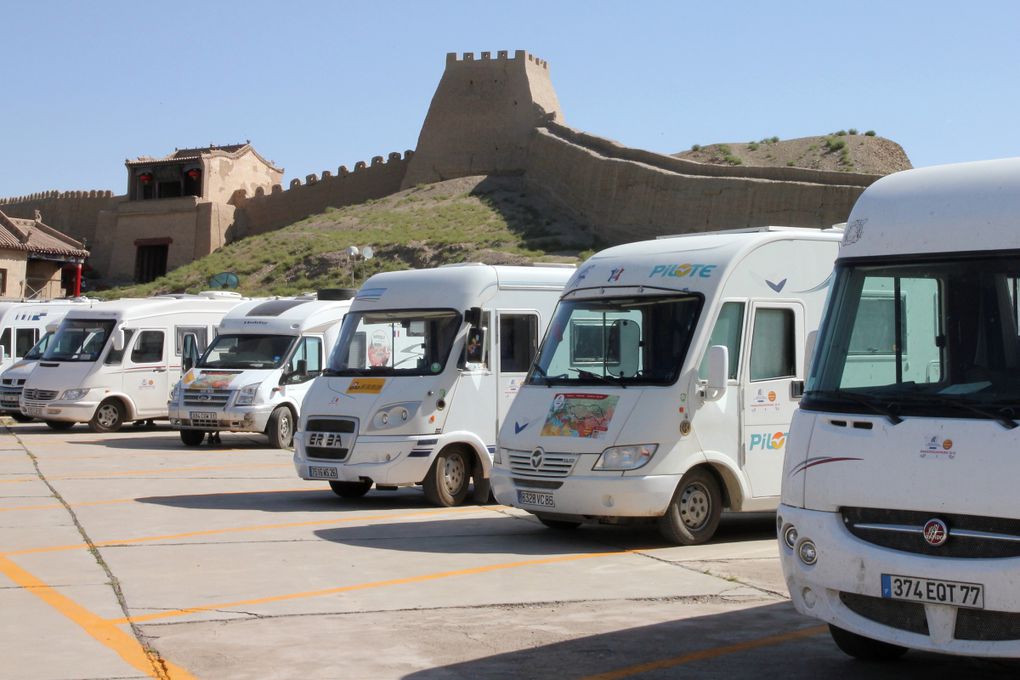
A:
[293,264,573,505]
[169,291,354,448]
[1,321,63,421]
[780,158,1020,660]
[492,228,840,544]
[21,293,245,432]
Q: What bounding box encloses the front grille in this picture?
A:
[0,388,22,407]
[1,379,10,386]
[512,478,564,490]
[307,447,349,461]
[183,389,232,408]
[955,608,1020,641]
[843,507,1020,558]
[22,388,57,401]
[508,450,578,479]
[839,592,929,635]
[306,418,356,433]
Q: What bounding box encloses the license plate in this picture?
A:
[23,406,42,417]
[517,489,555,508]
[881,574,984,609]
[309,465,339,480]
[190,411,217,423]
[307,432,346,448]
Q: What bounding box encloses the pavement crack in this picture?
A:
[9,427,178,680]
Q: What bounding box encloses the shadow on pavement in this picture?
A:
[400,600,1020,680]
[134,487,436,513]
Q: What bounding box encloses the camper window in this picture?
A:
[500,314,539,373]
[749,308,796,381]
[0,329,10,359]
[105,330,135,365]
[285,336,322,383]
[15,328,38,359]
[329,309,460,376]
[131,331,165,364]
[45,319,116,362]
[176,327,209,356]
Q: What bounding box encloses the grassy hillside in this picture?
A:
[98,176,593,298]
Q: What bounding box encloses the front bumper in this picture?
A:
[779,503,1020,657]
[21,398,99,423]
[293,432,435,486]
[490,465,679,519]
[169,403,274,433]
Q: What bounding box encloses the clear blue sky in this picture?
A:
[2,1,1018,198]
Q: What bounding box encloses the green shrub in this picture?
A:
[747,142,759,151]
[834,130,847,136]
[865,130,876,136]
[723,155,743,165]
[848,128,858,135]
[825,137,847,152]
[717,144,732,155]
[786,160,796,166]
[691,144,701,151]
[770,136,780,143]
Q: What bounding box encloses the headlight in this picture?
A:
[593,444,658,471]
[234,382,262,406]
[60,388,89,401]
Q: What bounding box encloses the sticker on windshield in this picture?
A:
[431,362,441,373]
[347,378,386,395]
[541,393,619,438]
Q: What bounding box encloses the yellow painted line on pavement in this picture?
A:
[579,624,828,679]
[0,462,289,484]
[5,506,483,556]
[113,549,636,624]
[0,487,322,513]
[0,555,195,679]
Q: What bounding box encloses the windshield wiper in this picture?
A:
[808,389,903,425]
[570,368,625,388]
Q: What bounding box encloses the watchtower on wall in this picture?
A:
[402,50,563,188]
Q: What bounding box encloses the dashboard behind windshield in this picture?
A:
[529,294,702,387]
[43,319,115,362]
[198,334,296,370]
[328,309,460,376]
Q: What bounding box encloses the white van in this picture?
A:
[779,158,1020,660]
[293,264,573,505]
[492,228,840,544]
[21,293,245,432]
[0,299,97,369]
[1,321,63,421]
[169,291,354,448]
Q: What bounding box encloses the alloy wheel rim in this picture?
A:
[679,482,711,530]
[443,454,466,493]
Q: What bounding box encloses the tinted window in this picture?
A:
[749,308,796,381]
[131,331,165,364]
[500,314,538,373]
[699,301,745,380]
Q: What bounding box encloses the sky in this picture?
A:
[2,1,1019,198]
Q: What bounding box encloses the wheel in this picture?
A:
[829,625,908,661]
[10,412,33,423]
[45,419,75,431]
[657,467,723,545]
[89,400,125,433]
[536,514,582,530]
[266,407,294,448]
[329,480,373,498]
[180,429,205,446]
[424,447,471,507]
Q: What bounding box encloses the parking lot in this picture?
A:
[1,421,1017,680]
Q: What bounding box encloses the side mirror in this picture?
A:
[113,329,125,352]
[704,344,729,401]
[464,306,483,328]
[296,359,308,376]
[804,330,819,377]
[182,355,194,372]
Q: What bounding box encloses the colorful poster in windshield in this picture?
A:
[541,393,619,438]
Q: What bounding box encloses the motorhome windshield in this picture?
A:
[43,319,115,362]
[805,254,1020,419]
[198,334,296,370]
[529,295,702,387]
[327,309,460,376]
[24,332,52,361]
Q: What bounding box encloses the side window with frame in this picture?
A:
[749,307,796,381]
[15,328,38,359]
[176,326,209,355]
[287,336,322,383]
[699,301,745,380]
[105,330,135,365]
[131,330,165,364]
[499,313,539,373]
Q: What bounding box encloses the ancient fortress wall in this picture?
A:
[402,51,563,188]
[230,151,411,239]
[0,190,119,247]
[525,126,866,244]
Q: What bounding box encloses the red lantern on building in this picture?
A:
[186,168,201,180]
[139,172,153,184]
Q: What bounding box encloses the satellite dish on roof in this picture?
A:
[361,246,374,260]
[208,272,240,289]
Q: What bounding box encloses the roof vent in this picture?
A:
[317,288,357,301]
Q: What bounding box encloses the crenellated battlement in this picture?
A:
[0,189,114,205]
[238,150,413,200]
[445,50,549,69]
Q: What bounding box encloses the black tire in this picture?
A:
[180,429,205,446]
[45,419,75,431]
[657,467,723,545]
[10,412,33,423]
[329,480,373,498]
[424,447,471,507]
[266,407,294,449]
[829,625,908,661]
[471,457,492,504]
[89,400,125,433]
[536,514,582,530]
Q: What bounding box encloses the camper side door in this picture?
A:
[495,310,540,429]
[126,329,168,417]
[740,301,804,497]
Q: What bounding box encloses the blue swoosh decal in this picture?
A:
[766,278,788,293]
[514,421,528,434]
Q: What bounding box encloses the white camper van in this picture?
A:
[779,158,1020,660]
[492,228,841,544]
[293,264,573,505]
[169,291,354,448]
[1,321,62,421]
[21,294,244,432]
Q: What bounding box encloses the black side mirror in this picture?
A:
[464,306,483,327]
[182,356,194,372]
[296,359,308,375]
